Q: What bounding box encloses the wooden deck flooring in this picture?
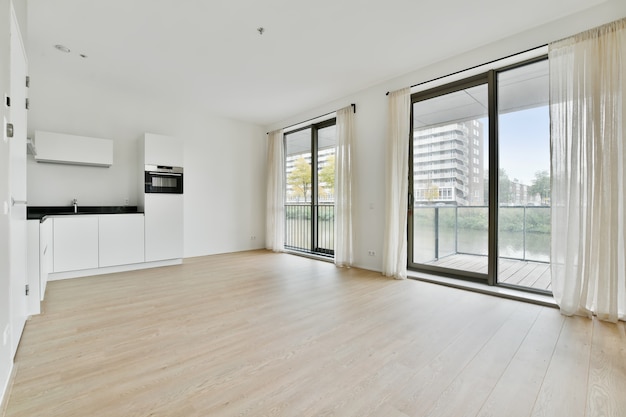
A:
[427,254,552,292]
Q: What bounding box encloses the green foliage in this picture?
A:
[525,207,551,233]
[412,206,550,234]
[425,184,439,201]
[318,154,335,194]
[457,207,488,230]
[285,205,311,220]
[284,205,335,221]
[529,170,550,203]
[287,157,312,201]
[499,169,512,204]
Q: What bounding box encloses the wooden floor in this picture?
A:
[4,250,625,417]
[428,254,552,291]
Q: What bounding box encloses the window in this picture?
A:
[284,119,337,257]
[409,56,550,295]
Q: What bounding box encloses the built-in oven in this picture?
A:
[145,165,184,194]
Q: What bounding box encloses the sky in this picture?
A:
[489,106,550,185]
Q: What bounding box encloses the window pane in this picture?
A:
[285,128,312,203]
[497,59,551,292]
[316,124,336,254]
[412,83,489,274]
[317,125,336,204]
[283,123,337,258]
[285,128,312,252]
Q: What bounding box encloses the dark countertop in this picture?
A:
[27,206,142,221]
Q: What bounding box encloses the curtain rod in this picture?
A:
[385,43,548,96]
[267,103,355,135]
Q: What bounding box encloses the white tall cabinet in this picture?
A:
[144,194,183,261]
[140,133,184,262]
[143,133,184,166]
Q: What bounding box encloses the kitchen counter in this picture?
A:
[27,205,141,221]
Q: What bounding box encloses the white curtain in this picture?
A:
[550,18,626,322]
[334,106,355,267]
[266,129,285,252]
[382,88,411,279]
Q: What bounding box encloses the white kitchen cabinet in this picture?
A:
[53,216,99,272]
[143,133,183,167]
[39,218,53,298]
[34,131,113,167]
[27,220,41,314]
[144,194,184,261]
[99,214,145,267]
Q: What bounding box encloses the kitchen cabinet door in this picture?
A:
[144,194,183,261]
[53,216,99,272]
[26,220,41,315]
[143,133,183,167]
[99,214,145,267]
[39,218,53,299]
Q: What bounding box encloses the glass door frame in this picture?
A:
[283,118,336,257]
[408,55,550,295]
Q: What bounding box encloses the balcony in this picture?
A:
[412,205,551,292]
[285,203,334,257]
[414,171,468,182]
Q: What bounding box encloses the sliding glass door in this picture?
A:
[408,58,551,294]
[284,120,337,257]
[410,77,490,279]
[497,59,551,292]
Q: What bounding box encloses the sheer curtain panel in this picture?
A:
[266,129,285,252]
[550,18,626,322]
[334,106,355,267]
[382,88,411,279]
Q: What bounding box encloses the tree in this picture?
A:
[499,169,512,204]
[318,154,335,193]
[529,170,550,204]
[287,156,311,201]
[425,183,439,202]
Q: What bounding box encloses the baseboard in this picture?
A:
[47,258,183,281]
[0,363,17,417]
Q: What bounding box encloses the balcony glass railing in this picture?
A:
[413,205,550,264]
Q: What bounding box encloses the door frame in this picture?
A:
[407,55,552,296]
[407,74,490,283]
[8,0,28,358]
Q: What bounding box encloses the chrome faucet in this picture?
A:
[72,198,78,213]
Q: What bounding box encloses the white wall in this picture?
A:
[265,0,626,273]
[27,69,267,258]
[0,0,12,407]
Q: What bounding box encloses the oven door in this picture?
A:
[145,165,183,194]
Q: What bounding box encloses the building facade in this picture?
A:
[413,120,485,206]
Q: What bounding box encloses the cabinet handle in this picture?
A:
[5,123,14,138]
[11,197,27,206]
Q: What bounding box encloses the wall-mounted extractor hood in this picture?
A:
[34,131,113,167]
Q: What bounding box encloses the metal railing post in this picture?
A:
[455,206,458,254]
[523,206,527,261]
[435,207,439,260]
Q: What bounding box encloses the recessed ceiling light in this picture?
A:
[54,44,71,53]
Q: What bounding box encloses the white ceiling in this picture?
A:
[27,0,604,127]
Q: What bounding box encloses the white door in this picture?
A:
[9,4,27,358]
